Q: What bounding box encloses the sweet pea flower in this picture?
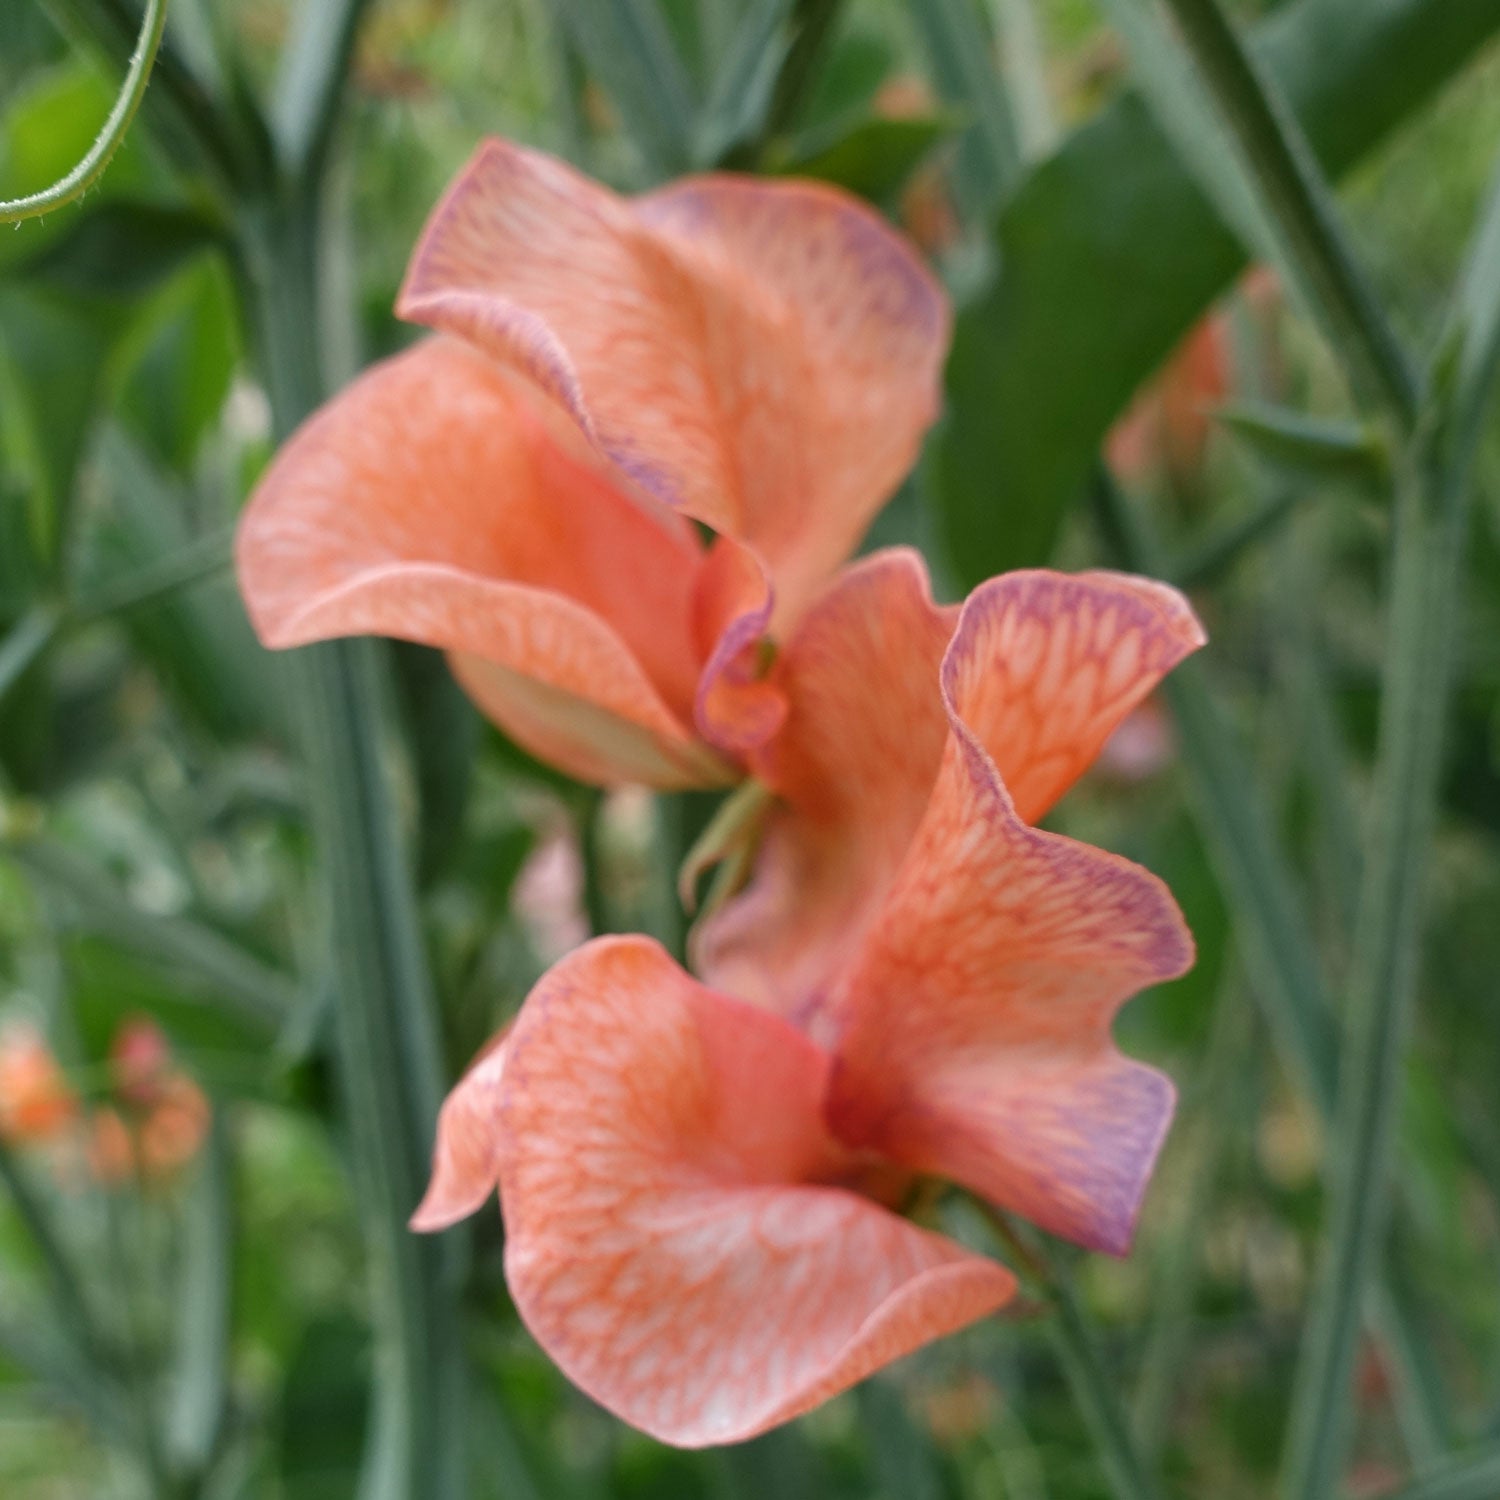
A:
[236,140,948,787]
[413,552,1204,1446]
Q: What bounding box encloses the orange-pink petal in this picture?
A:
[498,937,1015,1447]
[410,1029,511,1233]
[944,570,1205,824]
[692,549,954,1019]
[235,338,732,788]
[399,141,949,625]
[691,536,786,758]
[823,596,1196,1257]
[694,556,1204,1017]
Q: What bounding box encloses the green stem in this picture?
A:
[1132,962,1254,1456]
[45,0,268,196]
[285,639,466,1500]
[239,7,468,1488]
[987,1212,1165,1500]
[1,0,168,224]
[579,789,612,938]
[0,1142,102,1366]
[1154,0,1420,430]
[1281,150,1500,1500]
[1382,1443,1500,1500]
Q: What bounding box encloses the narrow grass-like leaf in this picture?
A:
[992,0,1057,162]
[0,1141,102,1367]
[286,640,467,1500]
[9,836,294,1034]
[1153,0,1419,429]
[72,528,232,620]
[272,0,375,187]
[986,1211,1164,1500]
[1215,401,1388,486]
[911,0,1022,214]
[164,1113,233,1482]
[0,605,60,710]
[1134,965,1255,1456]
[1171,485,1307,588]
[694,0,797,164]
[1384,1444,1500,1500]
[552,0,698,176]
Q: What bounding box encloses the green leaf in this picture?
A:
[284,641,467,1500]
[0,286,119,573]
[276,1316,371,1500]
[552,0,699,177]
[1154,0,1419,428]
[1214,400,1388,485]
[937,0,1500,583]
[8,835,295,1037]
[113,254,240,470]
[17,199,223,302]
[85,428,277,742]
[693,0,797,165]
[1386,1443,1500,1500]
[766,112,959,203]
[856,1380,946,1500]
[0,605,61,712]
[165,1116,234,1481]
[911,0,1021,216]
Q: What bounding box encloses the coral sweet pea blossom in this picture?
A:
[413,552,1205,1446]
[236,140,948,787]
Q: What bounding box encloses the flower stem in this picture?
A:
[239,3,469,1495]
[1281,143,1500,1488]
[1154,0,1420,431]
[986,1210,1165,1500]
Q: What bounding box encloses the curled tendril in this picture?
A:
[0,0,169,226]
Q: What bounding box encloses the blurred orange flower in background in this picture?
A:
[96,1017,210,1186]
[0,1020,78,1146]
[0,1015,208,1187]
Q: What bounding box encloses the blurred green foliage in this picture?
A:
[1,1,1500,1498]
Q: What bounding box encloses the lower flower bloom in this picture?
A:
[412,553,1204,1446]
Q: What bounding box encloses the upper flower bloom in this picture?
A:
[413,552,1205,1446]
[236,140,949,786]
